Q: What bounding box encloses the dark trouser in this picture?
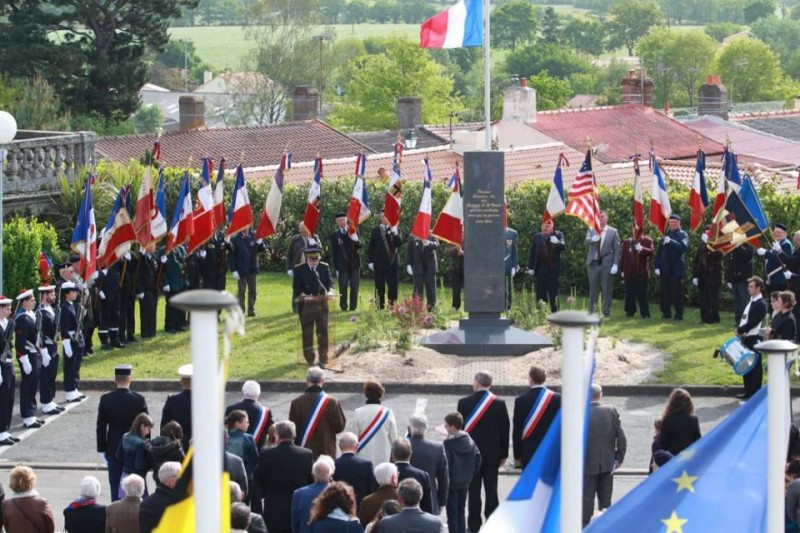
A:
[413,266,437,310]
[468,461,500,531]
[624,278,650,317]
[106,452,123,503]
[165,290,185,331]
[19,352,41,418]
[583,472,614,526]
[446,487,468,533]
[742,335,763,396]
[452,271,464,311]
[659,276,684,319]
[698,281,721,323]
[300,300,329,365]
[732,281,749,324]
[100,293,120,345]
[237,274,257,314]
[0,362,15,432]
[38,347,58,404]
[535,269,560,312]
[84,316,95,353]
[63,343,84,393]
[119,290,136,341]
[374,266,399,309]
[505,274,513,310]
[139,291,157,338]
[337,268,360,311]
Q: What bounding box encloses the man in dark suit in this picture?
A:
[139,461,181,533]
[757,223,793,294]
[329,212,362,311]
[228,228,266,317]
[583,384,626,527]
[135,243,159,338]
[457,371,510,531]
[513,365,561,468]
[96,364,148,501]
[504,226,519,310]
[621,228,654,318]
[379,478,443,533]
[199,231,228,291]
[736,276,769,399]
[528,220,565,312]
[286,222,320,312]
[252,420,313,533]
[291,455,333,533]
[654,214,689,320]
[406,236,439,311]
[0,295,17,446]
[225,380,273,449]
[161,364,192,451]
[292,244,334,367]
[408,414,448,516]
[334,432,376,507]
[160,244,187,333]
[693,227,724,324]
[727,243,755,324]
[368,211,402,309]
[391,438,435,515]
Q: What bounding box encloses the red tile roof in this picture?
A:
[529,104,722,164]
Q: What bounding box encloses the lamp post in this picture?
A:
[404,129,417,150]
[312,34,332,115]
[0,111,17,296]
[179,38,191,93]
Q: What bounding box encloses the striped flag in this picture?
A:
[302,156,322,236]
[649,154,672,235]
[383,141,404,227]
[70,175,97,281]
[166,172,195,254]
[347,153,371,237]
[410,159,434,240]
[256,152,291,239]
[420,0,483,48]
[632,155,645,239]
[134,166,155,246]
[188,158,216,254]
[213,157,226,232]
[226,165,254,238]
[153,168,168,243]
[152,140,161,162]
[688,150,709,232]
[98,187,137,268]
[431,165,463,246]
[565,150,601,234]
[543,153,568,223]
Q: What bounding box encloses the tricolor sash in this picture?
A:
[299,391,331,448]
[357,406,391,452]
[522,388,555,441]
[463,390,497,433]
[251,405,271,446]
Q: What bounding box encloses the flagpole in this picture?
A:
[483,0,491,151]
[548,311,600,533]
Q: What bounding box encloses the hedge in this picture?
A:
[2,216,59,298]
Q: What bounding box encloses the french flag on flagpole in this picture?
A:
[543,154,568,223]
[410,159,434,240]
[649,154,672,235]
[70,175,97,281]
[632,155,645,239]
[166,172,195,254]
[213,157,226,232]
[153,168,168,243]
[713,145,741,217]
[432,165,463,246]
[188,158,216,254]
[420,0,483,48]
[348,154,371,237]
[226,164,254,238]
[98,187,137,268]
[134,165,155,247]
[302,155,323,236]
[383,141,403,227]
[688,150,709,232]
[257,152,291,239]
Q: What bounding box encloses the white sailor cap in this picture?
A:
[178,364,193,378]
[16,289,34,301]
[0,296,11,306]
[38,285,56,293]
[61,282,79,292]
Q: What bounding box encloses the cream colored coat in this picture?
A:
[354,403,398,466]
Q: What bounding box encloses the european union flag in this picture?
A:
[585,387,767,532]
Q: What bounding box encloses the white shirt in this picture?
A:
[739,294,763,337]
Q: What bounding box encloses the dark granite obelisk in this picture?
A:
[424,151,551,356]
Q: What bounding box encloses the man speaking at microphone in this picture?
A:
[293,243,334,368]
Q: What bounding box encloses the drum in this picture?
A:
[719,337,758,376]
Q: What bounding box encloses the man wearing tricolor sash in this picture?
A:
[457,371,509,531]
[512,365,560,468]
[225,380,273,449]
[289,367,346,459]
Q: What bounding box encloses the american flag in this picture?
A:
[565,150,601,233]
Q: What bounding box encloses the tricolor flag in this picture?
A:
[649,154,672,235]
[152,140,161,162]
[383,141,404,227]
[213,157,226,232]
[226,165,254,238]
[713,146,741,217]
[166,172,195,254]
[98,187,137,268]
[420,0,483,48]
[153,168,168,242]
[432,165,463,246]
[543,153,568,223]
[565,150,601,234]
[134,166,155,246]
[302,155,322,236]
[410,159,434,240]
[38,252,53,284]
[688,150,709,232]
[256,152,290,239]
[70,175,98,281]
[188,158,216,254]
[632,155,645,239]
[347,154,371,237]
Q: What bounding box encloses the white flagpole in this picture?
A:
[484,0,491,150]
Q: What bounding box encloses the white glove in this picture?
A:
[727,282,733,289]
[511,268,516,277]
[136,292,144,300]
[350,234,359,242]
[287,270,293,277]
[655,269,660,276]
[692,278,698,287]
[663,236,671,244]
[90,271,100,281]
[99,290,106,300]
[785,271,793,280]
[163,284,171,293]
[41,350,51,368]
[199,249,207,258]
[701,233,708,244]
[232,271,240,281]
[102,268,108,275]
[391,226,399,235]
[635,243,643,252]
[528,269,535,276]
[610,265,618,275]
[160,255,167,264]
[256,238,264,245]
[550,236,559,244]
[123,252,132,261]
[63,339,73,358]
[757,248,767,256]
[773,241,783,253]
[368,263,374,272]
[591,235,600,243]
[20,355,32,375]
[406,265,413,276]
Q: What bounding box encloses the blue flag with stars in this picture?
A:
[585,387,768,533]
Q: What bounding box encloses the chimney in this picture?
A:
[698,75,729,119]
[502,77,537,123]
[397,97,422,130]
[178,95,205,132]
[292,86,319,120]
[203,70,213,85]
[621,69,653,106]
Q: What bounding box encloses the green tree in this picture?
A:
[704,22,745,42]
[491,0,538,51]
[562,16,607,57]
[750,17,800,70]
[527,71,572,110]
[328,36,460,130]
[150,39,210,91]
[2,216,59,297]
[343,0,369,24]
[607,0,665,56]
[505,44,593,80]
[743,0,777,23]
[8,76,72,131]
[539,7,562,45]
[132,104,164,133]
[713,37,783,102]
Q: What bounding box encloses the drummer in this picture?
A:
[735,276,768,400]
[292,243,334,368]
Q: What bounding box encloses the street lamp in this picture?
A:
[404,129,418,149]
[179,38,191,92]
[0,110,18,296]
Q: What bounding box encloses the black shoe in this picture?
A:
[736,392,751,399]
[247,311,256,317]
[24,421,42,429]
[85,347,94,355]
[66,395,86,404]
[42,409,60,416]
[35,418,45,424]
[674,316,683,321]
[662,314,671,319]
[165,329,177,334]
[127,336,138,343]
[0,438,15,446]
[9,436,20,442]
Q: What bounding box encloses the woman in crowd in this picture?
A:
[769,291,797,341]
[658,388,702,456]
[117,413,153,499]
[225,410,259,485]
[63,476,105,533]
[364,499,401,533]
[147,420,185,487]
[354,380,398,466]
[309,482,364,533]
[3,465,54,533]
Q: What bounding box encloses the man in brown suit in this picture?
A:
[289,366,346,459]
[105,473,144,533]
[358,461,400,527]
[621,228,654,318]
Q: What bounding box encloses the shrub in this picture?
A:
[2,216,59,297]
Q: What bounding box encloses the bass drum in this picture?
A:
[719,337,758,376]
